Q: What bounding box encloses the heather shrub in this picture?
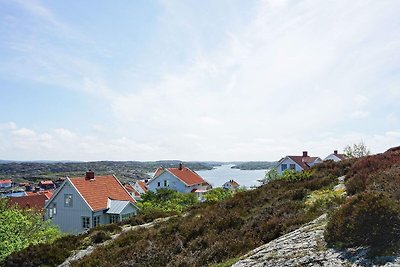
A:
[325,192,400,251]
[90,230,111,244]
[90,223,121,234]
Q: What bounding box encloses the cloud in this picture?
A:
[1,1,400,160]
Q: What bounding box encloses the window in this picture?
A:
[164,180,169,187]
[48,208,53,219]
[93,216,101,227]
[51,203,57,216]
[64,194,73,207]
[281,164,287,171]
[82,217,90,229]
[110,215,119,224]
[121,213,133,221]
[289,164,296,170]
[157,182,161,187]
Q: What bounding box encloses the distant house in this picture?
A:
[132,180,148,195]
[8,192,52,211]
[147,163,211,199]
[124,184,142,200]
[223,180,240,190]
[0,179,12,188]
[324,150,348,162]
[276,151,322,175]
[38,180,56,190]
[44,171,138,234]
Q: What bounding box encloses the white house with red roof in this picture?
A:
[132,180,148,195]
[276,151,322,175]
[147,163,211,198]
[44,171,138,234]
[223,180,240,190]
[324,150,348,162]
[0,179,12,188]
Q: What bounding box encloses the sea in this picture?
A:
[197,164,269,188]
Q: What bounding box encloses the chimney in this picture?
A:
[334,150,338,155]
[85,170,94,180]
[178,163,183,170]
[302,151,308,157]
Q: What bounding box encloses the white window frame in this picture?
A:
[64,194,73,207]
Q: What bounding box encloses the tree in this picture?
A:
[344,141,371,158]
[203,188,233,203]
[138,189,198,213]
[0,199,61,262]
[259,167,279,185]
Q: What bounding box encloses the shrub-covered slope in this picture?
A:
[325,146,400,254]
[66,161,348,267]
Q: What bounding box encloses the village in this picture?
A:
[0,150,347,234]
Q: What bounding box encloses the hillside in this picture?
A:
[230,161,277,170]
[3,146,400,266]
[0,161,217,184]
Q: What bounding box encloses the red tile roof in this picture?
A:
[335,154,347,160]
[286,155,320,169]
[69,175,135,211]
[166,167,206,186]
[125,184,141,197]
[154,167,164,177]
[0,179,12,184]
[8,194,51,210]
[137,181,148,192]
[224,180,240,187]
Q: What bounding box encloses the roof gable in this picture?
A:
[8,194,50,210]
[69,175,135,211]
[167,167,206,186]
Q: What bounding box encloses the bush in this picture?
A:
[90,231,111,244]
[280,169,313,182]
[305,188,345,213]
[325,192,400,252]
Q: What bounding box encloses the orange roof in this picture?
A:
[167,167,206,186]
[70,175,135,211]
[125,184,141,197]
[225,180,240,187]
[137,181,148,192]
[8,194,51,210]
[0,179,12,184]
[154,167,164,177]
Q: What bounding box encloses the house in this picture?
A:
[324,150,348,162]
[223,180,240,190]
[38,180,56,190]
[44,171,138,234]
[8,192,52,211]
[147,163,211,199]
[132,180,148,195]
[124,184,142,200]
[276,151,323,175]
[0,179,12,188]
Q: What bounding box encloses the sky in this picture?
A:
[0,0,399,161]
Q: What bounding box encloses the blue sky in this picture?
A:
[0,0,399,161]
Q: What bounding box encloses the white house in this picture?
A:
[132,180,148,195]
[44,171,138,234]
[276,151,323,175]
[147,163,211,199]
[222,180,240,190]
[324,150,348,162]
[0,179,12,188]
